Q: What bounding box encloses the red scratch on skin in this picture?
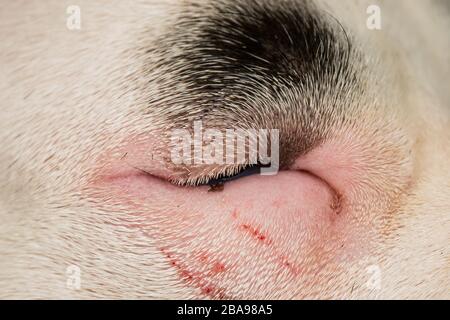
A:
[196,252,227,274]
[180,269,194,281]
[231,211,301,277]
[202,286,215,296]
[160,248,199,283]
[239,223,300,275]
[240,223,272,245]
[278,255,301,276]
[211,262,226,274]
[160,248,229,299]
[231,210,270,244]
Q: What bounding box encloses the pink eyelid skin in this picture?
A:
[85,133,371,299]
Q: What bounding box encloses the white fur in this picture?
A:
[0,0,448,299]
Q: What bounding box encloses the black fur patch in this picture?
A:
[145,0,361,166]
[178,1,352,93]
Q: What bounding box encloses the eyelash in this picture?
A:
[170,163,268,188]
[201,164,264,186]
